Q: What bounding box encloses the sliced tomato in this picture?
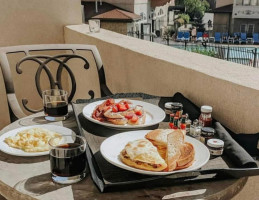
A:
[125,103,130,109]
[125,113,134,119]
[112,106,118,112]
[130,114,138,122]
[106,99,115,106]
[117,103,128,111]
[135,110,142,116]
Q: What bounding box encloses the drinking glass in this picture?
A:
[49,135,87,184]
[88,19,100,33]
[42,89,68,121]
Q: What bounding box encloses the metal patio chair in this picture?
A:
[0,44,112,121]
[214,32,222,43]
[239,33,247,44]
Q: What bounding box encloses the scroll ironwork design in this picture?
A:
[16,54,92,113]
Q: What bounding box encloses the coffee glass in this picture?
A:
[88,19,100,33]
[49,135,87,184]
[42,89,68,121]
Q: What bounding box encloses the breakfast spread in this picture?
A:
[120,129,195,172]
[92,99,146,125]
[4,127,62,152]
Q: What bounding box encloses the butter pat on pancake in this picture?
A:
[120,139,167,171]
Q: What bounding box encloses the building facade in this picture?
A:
[232,0,259,34]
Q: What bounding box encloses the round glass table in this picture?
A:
[0,111,248,200]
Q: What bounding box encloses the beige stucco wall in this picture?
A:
[0,0,83,128]
[0,0,82,47]
[65,24,259,134]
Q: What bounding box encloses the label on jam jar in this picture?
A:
[209,148,223,156]
[207,139,224,156]
[200,136,205,144]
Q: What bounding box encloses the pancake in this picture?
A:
[177,142,195,167]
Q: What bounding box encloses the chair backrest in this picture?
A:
[241,33,247,39]
[215,32,221,38]
[184,32,190,38]
[0,44,112,120]
[222,32,228,37]
[253,33,259,40]
[197,32,203,38]
[177,32,183,38]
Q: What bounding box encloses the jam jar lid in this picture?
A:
[165,102,183,109]
[201,127,215,134]
[165,102,173,109]
[201,105,212,113]
[171,102,183,109]
[207,139,224,148]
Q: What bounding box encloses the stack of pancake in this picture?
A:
[120,129,195,172]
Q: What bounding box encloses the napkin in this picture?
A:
[215,122,258,168]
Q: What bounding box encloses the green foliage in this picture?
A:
[175,0,210,21]
[176,13,190,25]
[162,26,174,38]
[191,48,217,57]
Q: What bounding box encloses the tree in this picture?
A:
[175,0,210,21]
[176,13,190,26]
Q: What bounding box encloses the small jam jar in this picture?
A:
[172,102,183,118]
[164,102,183,118]
[199,105,213,127]
[207,139,224,157]
[200,127,215,144]
[164,102,173,115]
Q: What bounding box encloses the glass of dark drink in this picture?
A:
[43,89,68,121]
[49,135,87,184]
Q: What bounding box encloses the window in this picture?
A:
[140,12,146,20]
[159,9,163,16]
[236,0,243,5]
[238,0,259,5]
[240,24,247,32]
[248,24,254,33]
[250,0,257,5]
[243,0,251,5]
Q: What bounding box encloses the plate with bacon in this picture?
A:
[82,99,165,129]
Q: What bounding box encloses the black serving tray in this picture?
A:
[72,93,259,192]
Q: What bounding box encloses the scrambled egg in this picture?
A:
[4,128,62,152]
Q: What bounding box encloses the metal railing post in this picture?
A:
[227,45,230,61]
[253,48,257,67]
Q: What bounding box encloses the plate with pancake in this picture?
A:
[0,125,75,157]
[82,99,165,129]
[100,129,210,175]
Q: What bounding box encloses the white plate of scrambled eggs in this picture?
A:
[0,125,75,157]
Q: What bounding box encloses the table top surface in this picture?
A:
[0,110,247,200]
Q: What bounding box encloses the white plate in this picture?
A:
[82,99,165,129]
[0,125,75,157]
[100,130,210,175]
